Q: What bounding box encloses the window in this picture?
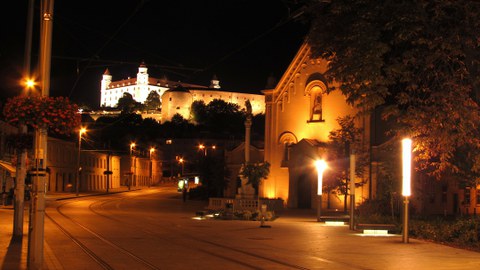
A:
[305,78,327,123]
[310,90,323,121]
[278,132,297,168]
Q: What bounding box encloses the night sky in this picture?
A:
[1,0,309,108]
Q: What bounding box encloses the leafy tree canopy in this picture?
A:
[306,0,480,180]
[240,162,270,195]
[117,93,144,113]
[144,91,161,111]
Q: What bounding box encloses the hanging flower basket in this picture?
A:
[3,95,81,135]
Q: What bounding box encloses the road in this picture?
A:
[3,185,480,269]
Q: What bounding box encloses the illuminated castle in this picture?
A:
[100,62,265,121]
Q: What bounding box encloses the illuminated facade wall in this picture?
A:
[262,43,371,209]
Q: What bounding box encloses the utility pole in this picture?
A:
[14,0,35,238]
[28,0,54,268]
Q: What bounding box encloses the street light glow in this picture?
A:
[314,159,327,195]
[402,138,412,197]
[25,78,36,89]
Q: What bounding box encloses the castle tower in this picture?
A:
[100,68,112,107]
[136,61,150,103]
[137,61,149,85]
[209,74,221,89]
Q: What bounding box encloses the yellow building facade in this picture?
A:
[261,43,371,209]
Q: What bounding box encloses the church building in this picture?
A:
[261,42,372,210]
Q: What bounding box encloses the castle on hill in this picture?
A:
[100,62,265,121]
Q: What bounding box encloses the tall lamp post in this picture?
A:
[76,127,86,196]
[29,0,54,268]
[178,157,185,176]
[149,147,155,187]
[402,138,412,243]
[315,159,328,222]
[198,144,216,156]
[130,143,136,188]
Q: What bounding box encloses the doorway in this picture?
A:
[297,174,311,209]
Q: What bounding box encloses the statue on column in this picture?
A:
[236,100,255,199]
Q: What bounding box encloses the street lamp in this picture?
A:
[130,143,136,189]
[402,138,412,243]
[314,159,328,222]
[198,144,206,156]
[198,144,216,156]
[149,147,155,187]
[24,78,36,90]
[76,127,87,196]
[178,157,185,176]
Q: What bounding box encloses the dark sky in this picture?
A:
[1,0,309,108]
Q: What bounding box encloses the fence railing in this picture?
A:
[208,197,284,212]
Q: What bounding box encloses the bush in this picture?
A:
[410,217,480,251]
[356,199,399,225]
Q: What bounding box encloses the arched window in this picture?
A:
[305,78,327,123]
[278,132,298,167]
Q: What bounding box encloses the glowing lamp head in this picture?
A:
[150,147,155,154]
[79,127,87,136]
[314,159,328,173]
[25,79,36,89]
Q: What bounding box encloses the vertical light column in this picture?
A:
[402,138,412,243]
[315,160,327,222]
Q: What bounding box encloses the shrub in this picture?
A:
[410,217,480,251]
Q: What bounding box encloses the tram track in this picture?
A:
[87,193,311,269]
[46,193,161,270]
[45,189,328,269]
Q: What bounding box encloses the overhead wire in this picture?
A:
[67,0,149,98]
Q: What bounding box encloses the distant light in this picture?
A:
[402,138,412,197]
[194,176,199,184]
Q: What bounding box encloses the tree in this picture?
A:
[190,100,208,125]
[205,99,244,135]
[240,162,270,195]
[117,93,144,113]
[306,0,480,182]
[144,91,161,111]
[327,115,367,211]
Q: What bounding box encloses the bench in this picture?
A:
[356,223,396,235]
